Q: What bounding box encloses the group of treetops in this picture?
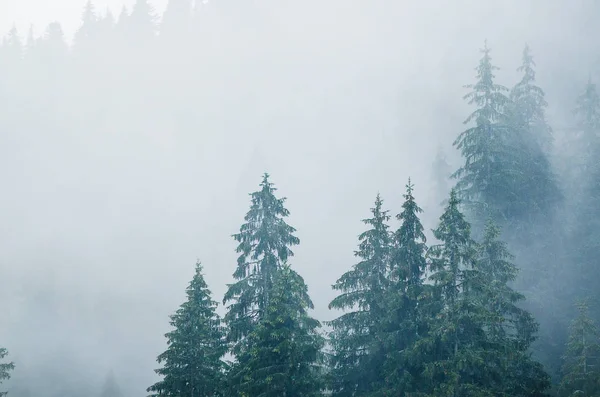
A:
[141,40,600,397]
[2,6,600,393]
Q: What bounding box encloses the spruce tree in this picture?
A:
[508,45,561,224]
[476,220,550,396]
[327,194,392,396]
[559,301,600,397]
[380,180,428,395]
[510,45,553,152]
[223,173,302,349]
[570,81,600,323]
[452,41,517,234]
[0,348,14,397]
[419,189,490,396]
[73,0,99,52]
[1,26,23,63]
[228,265,324,397]
[148,262,227,397]
[130,0,158,41]
[0,26,23,92]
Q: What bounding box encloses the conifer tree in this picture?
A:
[130,0,158,41]
[510,45,553,152]
[228,265,324,397]
[0,348,14,397]
[148,262,227,397]
[327,194,392,396]
[1,26,23,63]
[452,41,517,233]
[559,301,600,397]
[570,81,600,323]
[73,0,98,52]
[25,25,36,56]
[508,45,561,223]
[0,26,23,91]
[380,180,428,395]
[563,79,600,204]
[223,173,302,349]
[476,220,550,396]
[419,189,489,396]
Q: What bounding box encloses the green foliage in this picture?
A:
[476,221,551,396]
[453,42,561,238]
[0,349,14,397]
[510,45,553,153]
[223,173,302,349]
[379,180,429,396]
[416,192,550,397]
[569,81,600,323]
[508,45,562,225]
[559,301,600,397]
[421,189,487,397]
[148,261,227,397]
[228,265,324,397]
[327,194,392,396]
[452,42,515,230]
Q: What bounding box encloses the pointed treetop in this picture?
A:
[392,179,427,285]
[260,172,274,190]
[405,177,414,196]
[575,78,600,134]
[117,5,129,25]
[82,0,97,24]
[461,40,508,125]
[102,7,115,25]
[517,44,536,83]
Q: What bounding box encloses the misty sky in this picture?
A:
[1,0,599,396]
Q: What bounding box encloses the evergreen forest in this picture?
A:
[2,1,600,396]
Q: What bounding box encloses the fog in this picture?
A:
[0,0,598,395]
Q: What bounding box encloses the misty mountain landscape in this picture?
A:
[2,0,600,396]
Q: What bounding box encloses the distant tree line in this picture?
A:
[2,0,600,396]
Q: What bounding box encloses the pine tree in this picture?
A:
[559,301,600,397]
[380,180,428,395]
[228,265,324,397]
[223,173,302,349]
[452,41,516,233]
[0,348,14,397]
[327,194,392,396]
[148,262,227,397]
